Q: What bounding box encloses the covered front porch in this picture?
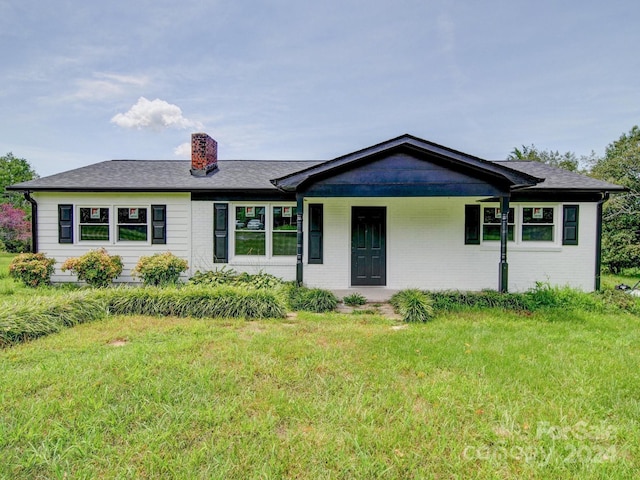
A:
[269,136,533,293]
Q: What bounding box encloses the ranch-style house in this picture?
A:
[7,133,624,293]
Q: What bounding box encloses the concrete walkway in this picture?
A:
[331,288,400,303]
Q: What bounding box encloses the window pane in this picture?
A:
[522,207,554,224]
[273,206,297,230]
[483,207,514,224]
[273,232,297,256]
[80,225,109,241]
[235,206,265,231]
[235,231,265,255]
[482,225,514,241]
[118,208,147,224]
[80,207,109,224]
[522,225,553,241]
[118,225,147,241]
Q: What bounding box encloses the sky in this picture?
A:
[1,0,638,177]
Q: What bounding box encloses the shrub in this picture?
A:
[190,266,237,286]
[132,252,188,286]
[429,290,530,312]
[287,286,338,313]
[390,289,434,322]
[8,253,55,287]
[524,282,600,311]
[61,248,123,287]
[0,203,31,253]
[343,292,367,307]
[190,268,283,290]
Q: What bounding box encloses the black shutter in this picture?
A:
[465,205,480,245]
[214,203,228,263]
[563,205,579,245]
[151,205,167,244]
[58,204,73,243]
[308,203,323,264]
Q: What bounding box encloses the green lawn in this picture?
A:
[1,253,640,478]
[1,309,639,479]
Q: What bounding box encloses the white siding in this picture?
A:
[304,197,598,292]
[33,192,191,283]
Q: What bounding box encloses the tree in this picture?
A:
[0,203,31,253]
[589,126,640,273]
[507,144,585,172]
[0,152,38,210]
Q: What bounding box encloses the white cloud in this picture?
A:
[71,73,149,102]
[111,97,204,131]
[173,142,191,158]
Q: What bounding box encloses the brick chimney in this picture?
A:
[190,133,218,176]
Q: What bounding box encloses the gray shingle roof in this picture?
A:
[7,153,624,194]
[494,161,626,192]
[7,160,323,192]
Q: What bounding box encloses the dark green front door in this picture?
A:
[351,207,386,286]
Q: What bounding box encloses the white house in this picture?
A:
[7,133,624,293]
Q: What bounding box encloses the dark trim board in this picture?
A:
[191,191,295,201]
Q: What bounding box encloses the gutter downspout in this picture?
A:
[595,192,609,291]
[24,191,38,253]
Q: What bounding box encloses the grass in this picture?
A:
[1,254,640,477]
[1,311,639,478]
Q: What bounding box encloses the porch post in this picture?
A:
[499,195,510,293]
[296,194,304,286]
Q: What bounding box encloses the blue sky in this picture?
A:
[1,0,638,177]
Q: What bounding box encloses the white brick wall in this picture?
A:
[303,197,599,292]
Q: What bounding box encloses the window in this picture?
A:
[117,207,148,241]
[522,207,554,241]
[482,207,515,241]
[272,206,297,256]
[65,204,165,244]
[79,207,109,241]
[466,204,564,246]
[235,206,266,255]
[230,203,298,258]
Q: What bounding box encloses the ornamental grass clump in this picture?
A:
[287,285,338,313]
[8,253,55,287]
[343,292,367,307]
[132,252,188,286]
[0,292,107,347]
[390,289,434,323]
[103,285,286,319]
[61,248,123,287]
